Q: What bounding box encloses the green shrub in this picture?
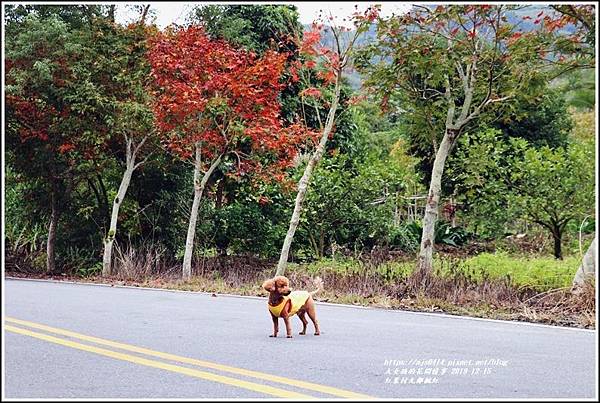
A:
[435,222,471,247]
[59,246,99,276]
[390,221,421,251]
[298,257,364,276]
[31,252,48,272]
[76,262,103,278]
[390,220,471,250]
[292,256,413,283]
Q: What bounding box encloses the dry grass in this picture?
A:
[113,242,179,281]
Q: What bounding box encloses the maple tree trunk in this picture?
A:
[182,144,222,280]
[102,160,135,276]
[88,176,110,230]
[572,236,596,291]
[46,190,59,274]
[46,172,75,274]
[416,129,457,278]
[275,78,341,276]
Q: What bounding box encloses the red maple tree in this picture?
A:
[148,25,313,278]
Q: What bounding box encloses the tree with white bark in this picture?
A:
[101,16,156,276]
[275,6,381,276]
[357,5,558,280]
[102,131,153,276]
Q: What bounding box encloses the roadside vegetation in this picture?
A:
[7,234,594,328]
[4,4,596,329]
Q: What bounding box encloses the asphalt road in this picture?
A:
[3,278,597,399]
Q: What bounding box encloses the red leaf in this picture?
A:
[304,59,317,69]
[148,25,309,175]
[58,143,75,154]
[300,87,322,98]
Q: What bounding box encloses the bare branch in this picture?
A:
[311,97,324,131]
[231,150,243,170]
[138,4,150,25]
[132,132,150,157]
[133,154,151,170]
[485,95,511,105]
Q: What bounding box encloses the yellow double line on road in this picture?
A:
[5,317,373,399]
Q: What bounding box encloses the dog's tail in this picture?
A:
[310,276,324,296]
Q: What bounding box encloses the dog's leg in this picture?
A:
[269,313,279,338]
[297,310,308,335]
[282,315,293,338]
[278,299,293,338]
[305,297,320,335]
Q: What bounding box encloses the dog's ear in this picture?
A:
[262,279,274,291]
[273,276,289,288]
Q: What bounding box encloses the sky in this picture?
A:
[115,2,411,28]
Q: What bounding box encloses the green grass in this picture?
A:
[290,252,580,292]
[456,252,579,291]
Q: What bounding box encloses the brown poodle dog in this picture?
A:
[262,275,323,338]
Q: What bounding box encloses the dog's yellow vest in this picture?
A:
[268,291,310,317]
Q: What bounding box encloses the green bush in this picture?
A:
[31,252,48,272]
[435,222,471,247]
[58,246,100,276]
[390,220,471,250]
[389,221,421,251]
[76,262,103,278]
